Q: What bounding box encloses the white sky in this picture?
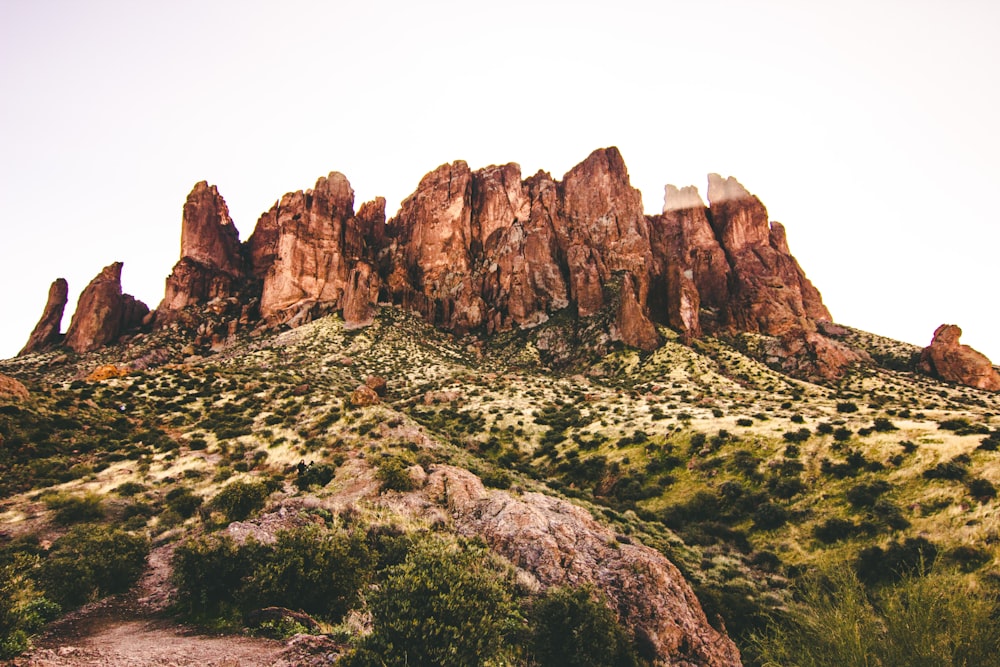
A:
[1,0,997,362]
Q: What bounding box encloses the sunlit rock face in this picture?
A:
[159,182,244,314]
[424,465,743,667]
[255,173,384,326]
[19,278,69,355]
[64,262,148,353]
[919,324,1000,391]
[36,146,853,381]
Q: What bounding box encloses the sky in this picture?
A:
[1,0,998,362]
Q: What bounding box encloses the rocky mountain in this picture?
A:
[20,146,897,388]
[5,148,1000,667]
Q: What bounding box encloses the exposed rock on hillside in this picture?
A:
[64,263,148,353]
[918,324,1000,391]
[257,173,384,326]
[706,174,830,336]
[21,147,852,382]
[159,182,244,314]
[0,373,29,401]
[423,465,742,667]
[19,278,68,355]
[383,148,659,349]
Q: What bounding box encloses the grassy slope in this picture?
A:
[1,308,997,658]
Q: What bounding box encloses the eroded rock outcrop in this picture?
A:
[64,263,148,353]
[706,174,831,336]
[382,148,659,349]
[19,278,69,355]
[160,182,244,313]
[0,374,29,401]
[257,174,384,326]
[423,465,742,667]
[918,324,1000,391]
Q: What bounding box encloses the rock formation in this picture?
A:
[705,173,831,336]
[0,374,29,401]
[64,263,148,353]
[424,465,742,666]
[29,147,857,382]
[19,278,69,355]
[382,148,659,350]
[159,182,244,314]
[255,173,384,326]
[918,324,1000,391]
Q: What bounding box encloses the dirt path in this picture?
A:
[11,544,339,667]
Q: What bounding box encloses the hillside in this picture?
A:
[2,147,999,665]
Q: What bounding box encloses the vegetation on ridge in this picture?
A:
[1,306,998,664]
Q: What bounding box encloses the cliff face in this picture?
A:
[159,182,244,314]
[20,147,850,380]
[64,263,148,353]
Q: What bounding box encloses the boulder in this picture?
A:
[350,385,380,407]
[0,374,29,402]
[423,465,742,666]
[918,324,1000,391]
[19,278,69,355]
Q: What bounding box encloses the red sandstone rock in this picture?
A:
[349,384,380,407]
[342,261,379,329]
[159,183,244,314]
[0,374,29,401]
[19,278,69,355]
[706,174,831,336]
[179,181,242,275]
[424,465,742,666]
[64,263,148,353]
[918,324,1000,391]
[258,173,384,326]
[384,148,658,349]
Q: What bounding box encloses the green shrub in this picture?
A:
[209,480,269,522]
[44,492,105,525]
[172,525,371,625]
[967,477,997,502]
[376,457,415,493]
[294,462,337,491]
[0,554,60,659]
[165,486,203,519]
[856,537,937,586]
[813,517,859,543]
[36,525,148,609]
[528,585,638,667]
[845,480,890,508]
[751,565,1000,667]
[241,526,370,621]
[113,482,146,497]
[349,537,517,667]
[836,402,859,414]
[872,417,898,432]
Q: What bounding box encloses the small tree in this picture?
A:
[349,538,517,667]
[529,584,638,667]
